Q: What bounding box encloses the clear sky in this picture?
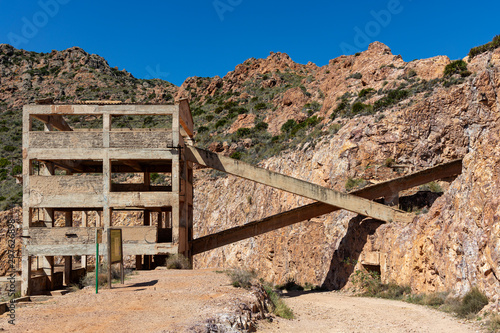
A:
[0,0,498,86]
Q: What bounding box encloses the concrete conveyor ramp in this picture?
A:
[187,147,462,255]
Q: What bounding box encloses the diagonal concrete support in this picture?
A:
[185,145,412,224]
[191,159,462,255]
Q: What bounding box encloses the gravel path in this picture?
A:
[258,291,481,333]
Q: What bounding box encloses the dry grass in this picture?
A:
[226,268,256,289]
[165,254,191,269]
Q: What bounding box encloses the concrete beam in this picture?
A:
[185,146,412,224]
[191,159,462,255]
[26,243,177,256]
[25,104,179,115]
[178,99,194,138]
[31,114,72,132]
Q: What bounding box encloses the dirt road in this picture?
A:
[0,269,482,332]
[258,291,481,333]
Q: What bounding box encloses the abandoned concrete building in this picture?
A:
[21,101,194,295]
[21,100,463,296]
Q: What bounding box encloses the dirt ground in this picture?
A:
[0,269,255,333]
[258,291,481,333]
[0,269,482,333]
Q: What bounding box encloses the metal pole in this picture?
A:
[95,229,99,294]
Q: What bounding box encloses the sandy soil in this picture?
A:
[0,269,482,333]
[258,290,481,333]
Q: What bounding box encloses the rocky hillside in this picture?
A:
[1,36,499,300]
[191,38,500,299]
[0,44,177,209]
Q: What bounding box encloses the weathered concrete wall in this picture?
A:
[29,132,103,149]
[30,176,102,195]
[109,131,172,148]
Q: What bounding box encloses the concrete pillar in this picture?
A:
[42,256,54,290]
[143,210,151,269]
[21,255,31,296]
[63,211,72,286]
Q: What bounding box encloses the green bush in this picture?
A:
[11,165,22,176]
[197,126,209,133]
[351,102,373,114]
[347,72,362,79]
[487,313,500,332]
[331,100,349,119]
[374,88,410,111]
[254,121,268,131]
[281,119,297,133]
[358,88,375,98]
[215,119,227,128]
[254,102,267,110]
[0,158,9,167]
[443,60,468,77]
[166,253,191,269]
[3,145,16,152]
[469,35,500,59]
[457,287,488,318]
[303,101,322,112]
[263,285,294,319]
[236,127,252,138]
[230,151,242,160]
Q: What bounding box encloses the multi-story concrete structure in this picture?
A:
[21,101,194,295]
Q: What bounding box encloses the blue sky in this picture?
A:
[0,0,498,86]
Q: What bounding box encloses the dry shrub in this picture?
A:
[227,268,256,289]
[166,253,191,269]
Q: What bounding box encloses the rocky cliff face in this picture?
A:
[193,47,500,299]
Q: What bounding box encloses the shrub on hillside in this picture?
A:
[358,88,375,98]
[374,88,410,111]
[469,35,500,59]
[254,102,267,111]
[347,72,362,79]
[456,287,488,318]
[281,119,297,133]
[443,60,469,77]
[254,121,268,131]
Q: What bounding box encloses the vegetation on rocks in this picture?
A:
[351,269,490,319]
[469,35,500,59]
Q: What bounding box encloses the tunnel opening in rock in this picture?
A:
[399,190,443,213]
[362,264,381,275]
